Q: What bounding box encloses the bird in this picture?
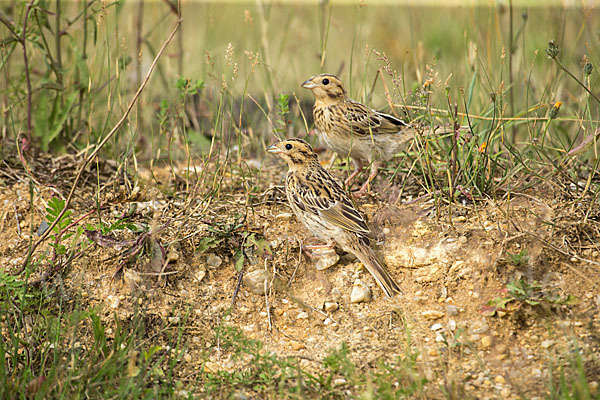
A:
[267,138,401,298]
[302,73,440,196]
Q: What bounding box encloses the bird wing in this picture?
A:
[344,100,409,136]
[291,170,371,236]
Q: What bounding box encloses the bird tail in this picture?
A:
[352,243,402,298]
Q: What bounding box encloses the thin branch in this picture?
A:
[0,10,18,38]
[553,57,600,106]
[397,104,600,124]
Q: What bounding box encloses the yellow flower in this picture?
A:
[550,101,562,119]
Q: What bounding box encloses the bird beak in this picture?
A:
[301,79,317,89]
[267,144,282,154]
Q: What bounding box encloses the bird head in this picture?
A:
[301,74,346,105]
[267,138,319,170]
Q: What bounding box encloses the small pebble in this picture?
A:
[243,269,270,295]
[481,336,493,348]
[291,342,305,351]
[106,295,119,309]
[541,339,555,349]
[297,312,309,319]
[448,319,457,331]
[495,375,506,384]
[313,248,339,271]
[324,302,339,312]
[446,305,459,316]
[500,388,511,398]
[431,323,444,331]
[421,310,445,320]
[350,280,371,303]
[168,316,180,324]
[471,320,489,334]
[333,378,347,386]
[195,269,206,283]
[324,318,334,326]
[124,269,142,284]
[206,253,223,268]
[496,344,507,354]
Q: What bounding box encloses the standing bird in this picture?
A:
[302,73,420,196]
[267,138,401,298]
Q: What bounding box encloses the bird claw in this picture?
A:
[352,183,371,198]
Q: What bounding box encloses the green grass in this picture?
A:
[0,272,184,398]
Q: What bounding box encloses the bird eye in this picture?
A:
[285,143,293,150]
[322,78,329,85]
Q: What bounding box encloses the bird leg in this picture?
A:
[327,152,337,169]
[344,158,363,188]
[353,160,380,197]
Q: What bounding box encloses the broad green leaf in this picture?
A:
[45,91,78,150]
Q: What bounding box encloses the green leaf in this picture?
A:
[246,233,272,258]
[562,295,579,305]
[144,345,162,361]
[486,296,514,310]
[196,236,224,254]
[44,91,78,149]
[234,250,245,272]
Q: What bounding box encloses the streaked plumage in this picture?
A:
[302,73,423,195]
[267,138,401,297]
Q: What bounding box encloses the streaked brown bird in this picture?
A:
[267,138,401,298]
[302,73,439,196]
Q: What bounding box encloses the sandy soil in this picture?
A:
[2,153,599,399]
